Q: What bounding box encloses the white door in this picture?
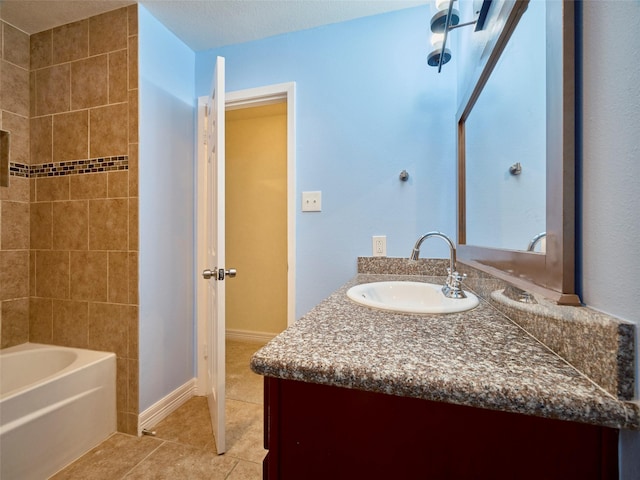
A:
[203,56,233,455]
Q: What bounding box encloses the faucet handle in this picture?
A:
[446,268,466,282]
[443,269,467,299]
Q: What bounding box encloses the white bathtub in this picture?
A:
[0,343,116,479]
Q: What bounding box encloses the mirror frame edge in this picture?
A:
[456,0,581,306]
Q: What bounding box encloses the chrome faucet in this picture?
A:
[409,231,467,299]
[527,232,547,252]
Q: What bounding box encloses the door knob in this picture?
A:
[202,269,215,279]
[203,268,237,280]
[218,268,237,280]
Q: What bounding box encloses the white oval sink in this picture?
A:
[346,281,479,314]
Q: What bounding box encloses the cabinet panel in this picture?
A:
[264,377,618,480]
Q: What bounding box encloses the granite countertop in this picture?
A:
[250,273,640,430]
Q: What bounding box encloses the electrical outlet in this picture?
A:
[302,191,322,212]
[372,235,387,257]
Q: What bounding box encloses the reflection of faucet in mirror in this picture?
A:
[409,231,467,299]
[507,232,548,304]
[527,232,546,252]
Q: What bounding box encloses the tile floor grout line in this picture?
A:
[119,439,167,479]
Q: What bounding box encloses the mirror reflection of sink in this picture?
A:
[347,281,479,314]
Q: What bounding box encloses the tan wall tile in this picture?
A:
[89,8,128,56]
[30,30,52,70]
[128,252,138,304]
[109,50,127,104]
[35,250,69,299]
[1,201,29,249]
[89,198,128,250]
[53,19,88,64]
[108,251,129,304]
[128,358,138,412]
[108,170,128,198]
[31,115,53,164]
[35,64,70,116]
[1,298,29,348]
[70,172,108,200]
[29,178,36,202]
[1,250,29,300]
[52,299,89,348]
[1,61,29,116]
[90,103,128,158]
[29,250,36,296]
[30,202,53,249]
[117,412,138,435]
[88,302,127,357]
[2,112,29,165]
[29,70,36,117]
[128,196,138,251]
[71,55,108,109]
[70,250,108,301]
[53,110,89,161]
[128,35,138,90]
[0,176,29,202]
[52,200,88,250]
[4,23,29,69]
[127,5,138,36]
[29,297,53,343]
[117,357,128,411]
[128,89,138,143]
[127,305,138,357]
[36,176,69,201]
[128,143,138,196]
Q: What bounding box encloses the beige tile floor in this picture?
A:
[50,340,266,480]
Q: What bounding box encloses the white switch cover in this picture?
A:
[372,235,387,257]
[302,191,322,212]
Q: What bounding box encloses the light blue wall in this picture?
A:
[581,2,640,478]
[196,6,459,318]
[138,5,196,411]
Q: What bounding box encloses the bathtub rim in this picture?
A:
[0,342,116,401]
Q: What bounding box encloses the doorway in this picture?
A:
[196,82,296,396]
[225,102,288,341]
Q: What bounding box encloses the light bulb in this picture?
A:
[430,32,445,48]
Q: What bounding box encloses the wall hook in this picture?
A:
[399,170,409,181]
[509,162,522,175]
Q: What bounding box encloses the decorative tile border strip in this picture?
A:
[9,156,128,179]
[9,162,30,178]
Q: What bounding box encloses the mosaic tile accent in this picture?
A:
[9,156,128,178]
[9,162,30,178]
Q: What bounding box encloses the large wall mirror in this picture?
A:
[457,0,579,305]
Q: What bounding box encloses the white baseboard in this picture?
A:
[226,328,277,344]
[138,379,198,436]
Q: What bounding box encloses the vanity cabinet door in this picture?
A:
[263,377,618,480]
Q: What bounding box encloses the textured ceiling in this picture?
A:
[1,0,426,51]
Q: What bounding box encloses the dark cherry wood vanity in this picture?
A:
[263,377,618,480]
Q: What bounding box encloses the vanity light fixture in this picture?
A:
[428,0,492,72]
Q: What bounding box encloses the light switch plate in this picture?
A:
[302,191,322,212]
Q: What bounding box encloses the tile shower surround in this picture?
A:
[0,6,139,434]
